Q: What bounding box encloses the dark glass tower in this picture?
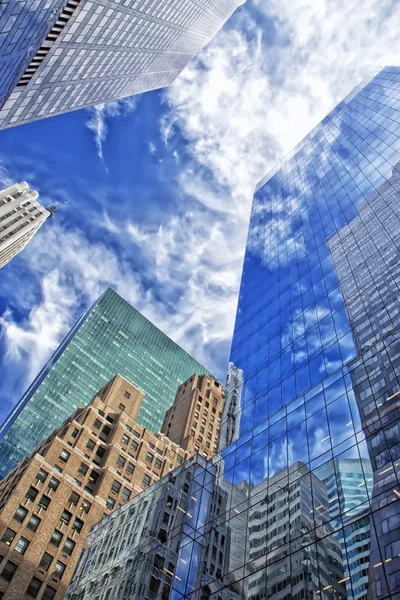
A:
[0,287,212,478]
[67,67,400,600]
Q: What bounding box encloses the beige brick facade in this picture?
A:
[161,374,224,459]
[0,374,196,600]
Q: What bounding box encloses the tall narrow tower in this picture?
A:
[0,182,53,269]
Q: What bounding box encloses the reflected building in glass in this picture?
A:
[67,67,400,600]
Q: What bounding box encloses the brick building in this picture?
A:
[161,373,224,459]
[0,372,223,600]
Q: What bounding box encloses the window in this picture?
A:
[26,486,39,502]
[81,500,91,514]
[126,462,135,475]
[54,465,62,473]
[86,439,96,451]
[177,456,183,465]
[62,538,75,556]
[200,427,205,434]
[106,497,115,510]
[71,428,79,438]
[194,445,200,453]
[122,434,129,445]
[133,430,140,438]
[15,536,29,555]
[112,480,121,494]
[156,448,163,456]
[93,418,102,429]
[125,424,132,432]
[69,491,80,506]
[72,518,83,534]
[121,488,131,501]
[95,446,105,459]
[146,452,154,463]
[59,450,70,463]
[60,509,72,524]
[48,477,59,491]
[118,403,126,411]
[117,456,126,468]
[78,462,89,476]
[13,506,28,523]
[36,468,48,483]
[26,576,42,598]
[205,401,210,408]
[191,429,195,436]
[196,404,201,411]
[27,515,41,532]
[1,561,18,582]
[54,561,66,579]
[130,440,138,451]
[101,425,111,437]
[42,586,56,600]
[38,495,51,511]
[201,418,206,425]
[194,412,199,419]
[1,528,16,545]
[206,442,211,449]
[154,458,162,469]
[50,530,63,547]
[39,552,53,571]
[143,475,151,487]
[124,391,131,399]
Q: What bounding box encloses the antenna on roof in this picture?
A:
[47,198,68,218]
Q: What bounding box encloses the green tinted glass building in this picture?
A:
[0,288,212,478]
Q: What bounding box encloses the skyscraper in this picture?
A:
[0,182,54,269]
[161,373,224,459]
[67,66,400,600]
[0,287,212,478]
[0,0,244,130]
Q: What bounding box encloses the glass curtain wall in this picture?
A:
[67,66,400,600]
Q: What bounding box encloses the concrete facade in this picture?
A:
[0,374,197,600]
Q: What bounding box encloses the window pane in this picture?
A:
[15,537,29,555]
[36,469,48,483]
[39,552,53,571]
[26,576,42,598]
[42,586,56,600]
[1,528,16,545]
[50,530,62,547]
[13,506,28,523]
[27,515,41,532]
[1,561,18,582]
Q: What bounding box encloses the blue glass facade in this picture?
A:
[0,0,66,107]
[68,66,400,600]
[0,287,212,478]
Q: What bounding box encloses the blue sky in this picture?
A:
[0,0,399,423]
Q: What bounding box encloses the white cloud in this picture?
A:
[0,271,75,383]
[2,0,400,410]
[85,97,138,159]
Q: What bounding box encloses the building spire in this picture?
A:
[47,198,67,218]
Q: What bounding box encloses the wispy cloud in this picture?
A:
[1,0,400,421]
[85,97,139,159]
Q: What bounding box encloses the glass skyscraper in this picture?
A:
[68,66,400,600]
[0,0,244,130]
[0,287,212,478]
